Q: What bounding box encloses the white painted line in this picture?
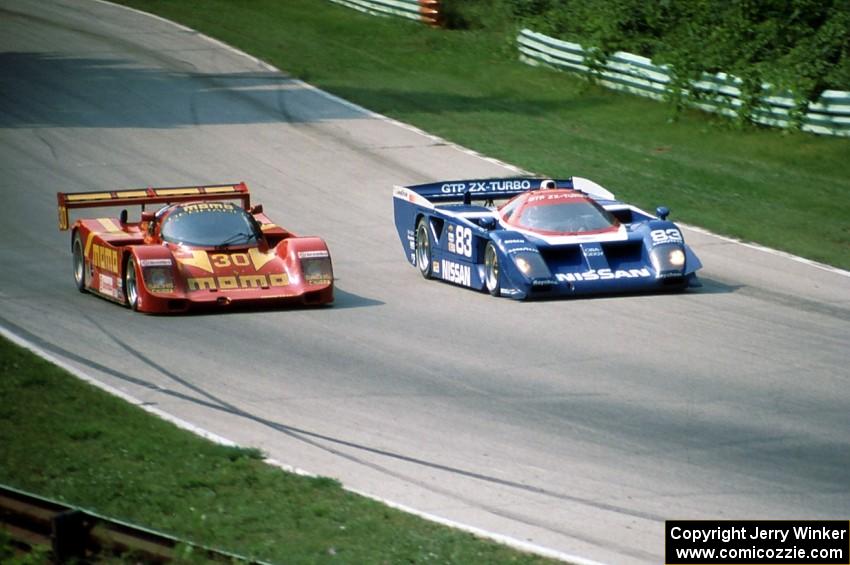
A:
[681,224,850,278]
[1,324,600,564]
[345,486,608,565]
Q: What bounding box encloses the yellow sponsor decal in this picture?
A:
[156,188,202,197]
[98,218,123,233]
[175,250,213,273]
[248,248,275,269]
[66,192,112,202]
[179,250,276,274]
[91,243,119,275]
[239,274,267,288]
[186,273,289,291]
[207,250,275,270]
[115,190,148,198]
[210,252,249,268]
[187,277,216,291]
[203,186,239,194]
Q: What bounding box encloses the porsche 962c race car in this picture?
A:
[58,183,333,313]
[393,177,702,299]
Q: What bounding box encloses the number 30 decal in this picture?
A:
[650,229,683,245]
[455,226,472,257]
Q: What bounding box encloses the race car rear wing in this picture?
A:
[57,182,251,230]
[401,176,615,206]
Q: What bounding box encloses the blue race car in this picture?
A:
[392,177,702,299]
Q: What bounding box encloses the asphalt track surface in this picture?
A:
[1,2,849,563]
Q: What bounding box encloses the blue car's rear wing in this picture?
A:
[401,177,616,205]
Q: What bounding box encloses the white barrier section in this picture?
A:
[329,0,440,25]
[518,28,850,137]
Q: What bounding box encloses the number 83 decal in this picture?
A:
[454,225,472,257]
[650,229,683,245]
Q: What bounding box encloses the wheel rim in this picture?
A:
[485,245,499,292]
[73,238,84,287]
[416,222,430,273]
[125,259,138,307]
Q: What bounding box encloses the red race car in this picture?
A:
[57,183,333,313]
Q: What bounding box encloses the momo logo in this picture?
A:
[91,244,119,274]
[556,268,650,283]
[187,273,289,291]
[181,202,233,213]
[441,260,471,286]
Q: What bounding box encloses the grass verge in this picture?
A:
[0,336,553,563]
[114,0,850,270]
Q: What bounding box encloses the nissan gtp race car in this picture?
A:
[58,183,333,313]
[393,177,702,299]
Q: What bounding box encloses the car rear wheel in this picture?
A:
[72,232,86,292]
[484,242,500,296]
[124,255,140,311]
[415,217,432,278]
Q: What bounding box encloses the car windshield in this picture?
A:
[160,202,260,247]
[513,199,618,234]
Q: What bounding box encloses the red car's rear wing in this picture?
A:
[57,182,251,230]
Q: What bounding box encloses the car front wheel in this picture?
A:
[72,232,86,292]
[415,217,432,278]
[484,242,500,296]
[124,255,140,311]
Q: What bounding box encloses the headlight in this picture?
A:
[511,251,551,280]
[142,266,175,292]
[669,249,685,267]
[299,250,333,285]
[515,256,532,275]
[650,247,685,276]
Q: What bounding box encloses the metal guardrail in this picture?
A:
[329,0,440,26]
[0,484,267,563]
[518,29,850,137]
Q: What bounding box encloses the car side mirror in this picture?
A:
[656,206,670,220]
[480,217,497,230]
[250,204,264,214]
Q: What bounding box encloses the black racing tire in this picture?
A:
[484,242,501,297]
[72,231,86,293]
[415,217,432,278]
[124,255,140,311]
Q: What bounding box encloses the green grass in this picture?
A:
[0,336,554,563]
[114,0,850,270]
